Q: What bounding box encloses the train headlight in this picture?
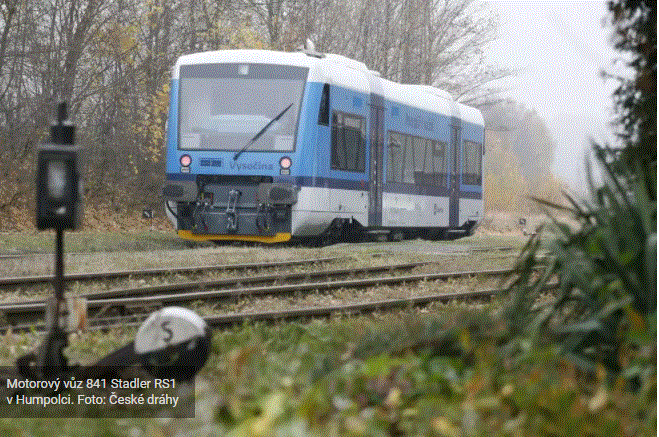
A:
[279,156,292,175]
[180,154,192,167]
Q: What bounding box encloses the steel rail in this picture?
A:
[0,266,515,325]
[2,281,558,334]
[203,288,500,326]
[4,286,507,333]
[468,246,516,252]
[0,261,428,306]
[0,256,343,287]
[88,267,510,308]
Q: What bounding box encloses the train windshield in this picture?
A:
[178,63,308,152]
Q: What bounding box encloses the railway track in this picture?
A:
[58,287,504,332]
[0,246,227,260]
[0,245,521,261]
[0,264,520,332]
[0,255,345,287]
[7,284,535,333]
[1,261,429,304]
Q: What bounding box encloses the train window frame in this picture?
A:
[387,130,449,188]
[462,140,482,185]
[433,141,448,187]
[387,133,404,183]
[177,63,308,153]
[402,134,415,184]
[424,139,434,174]
[331,111,366,172]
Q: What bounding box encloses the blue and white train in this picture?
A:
[162,49,484,244]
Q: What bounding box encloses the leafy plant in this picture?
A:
[504,144,656,382]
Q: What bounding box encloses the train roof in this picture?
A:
[173,50,483,127]
[174,50,314,74]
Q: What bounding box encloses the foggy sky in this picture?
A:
[484,0,620,192]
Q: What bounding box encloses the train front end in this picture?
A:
[162,51,309,243]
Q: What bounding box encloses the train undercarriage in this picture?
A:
[164,175,478,246]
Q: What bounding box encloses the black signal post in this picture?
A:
[31,102,82,378]
[17,103,209,390]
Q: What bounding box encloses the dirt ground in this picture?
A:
[476,210,548,236]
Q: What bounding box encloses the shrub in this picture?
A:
[504,144,656,386]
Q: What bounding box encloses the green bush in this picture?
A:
[504,145,656,388]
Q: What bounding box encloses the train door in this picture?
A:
[368,72,385,227]
[448,123,461,228]
[368,99,384,226]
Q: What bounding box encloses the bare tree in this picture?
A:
[291,0,511,104]
[0,0,512,228]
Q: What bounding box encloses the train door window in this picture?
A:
[331,111,365,172]
[318,84,330,125]
[403,135,415,183]
[423,139,434,186]
[387,132,404,183]
[463,140,482,185]
[412,136,426,184]
[424,140,434,174]
[433,141,448,186]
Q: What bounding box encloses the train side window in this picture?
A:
[318,84,330,125]
[424,140,434,174]
[331,111,365,172]
[388,131,451,186]
[433,141,448,186]
[403,135,414,183]
[463,140,482,185]
[387,132,404,183]
[412,136,426,184]
[422,139,434,186]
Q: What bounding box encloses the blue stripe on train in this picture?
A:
[165,173,482,199]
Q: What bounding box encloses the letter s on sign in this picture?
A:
[161,321,173,343]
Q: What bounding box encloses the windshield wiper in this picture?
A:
[233,103,294,161]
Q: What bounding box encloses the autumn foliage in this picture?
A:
[0,1,527,231]
[482,100,567,214]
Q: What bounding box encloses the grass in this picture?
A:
[0,227,538,256]
[0,230,208,255]
[0,307,652,436]
[459,233,530,248]
[0,231,649,435]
